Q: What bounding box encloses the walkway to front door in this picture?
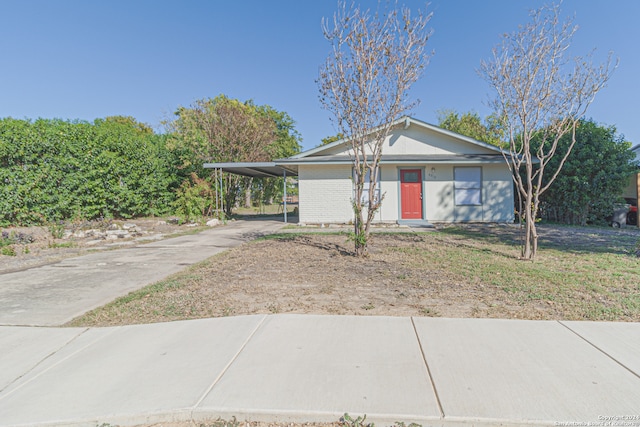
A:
[400,169,423,219]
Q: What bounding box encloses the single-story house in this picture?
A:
[205,116,515,225]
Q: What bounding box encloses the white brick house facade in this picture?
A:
[280,117,515,225]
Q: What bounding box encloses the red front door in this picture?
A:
[401,169,423,219]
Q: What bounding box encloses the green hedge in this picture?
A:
[0,117,181,226]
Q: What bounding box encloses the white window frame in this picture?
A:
[353,167,381,207]
[454,167,482,206]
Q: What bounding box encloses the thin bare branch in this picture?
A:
[318,0,432,256]
[479,3,616,259]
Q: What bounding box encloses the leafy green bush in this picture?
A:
[0,117,182,226]
[174,173,216,223]
[1,246,16,256]
[47,221,65,239]
[534,119,637,225]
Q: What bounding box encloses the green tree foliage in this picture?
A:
[319,133,344,146]
[535,119,636,225]
[256,105,302,159]
[252,104,302,206]
[0,117,178,226]
[174,173,216,223]
[437,110,505,147]
[104,115,154,134]
[166,95,301,216]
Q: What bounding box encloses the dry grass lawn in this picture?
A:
[68,223,640,327]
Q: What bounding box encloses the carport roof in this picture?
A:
[203,162,298,178]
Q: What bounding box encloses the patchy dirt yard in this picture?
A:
[67,221,640,326]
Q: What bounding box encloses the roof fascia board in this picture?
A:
[277,158,510,166]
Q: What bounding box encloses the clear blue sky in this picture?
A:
[1,0,638,151]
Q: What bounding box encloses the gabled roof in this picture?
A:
[289,116,507,159]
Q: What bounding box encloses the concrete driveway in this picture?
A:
[0,219,284,326]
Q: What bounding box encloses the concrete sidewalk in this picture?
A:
[0,219,285,326]
[0,315,639,427]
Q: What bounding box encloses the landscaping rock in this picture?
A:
[0,218,198,273]
[84,229,106,239]
[206,219,221,227]
[106,230,130,240]
[72,230,86,239]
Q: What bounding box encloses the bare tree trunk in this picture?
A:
[244,177,253,208]
[223,173,241,217]
[318,2,432,256]
[523,190,533,259]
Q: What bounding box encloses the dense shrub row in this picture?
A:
[535,119,637,225]
[0,117,182,226]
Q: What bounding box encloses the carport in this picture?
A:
[203,162,299,223]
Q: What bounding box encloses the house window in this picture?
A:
[353,168,381,207]
[454,167,482,205]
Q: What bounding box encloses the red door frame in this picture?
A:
[400,169,423,219]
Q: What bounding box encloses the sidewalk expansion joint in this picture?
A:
[411,317,445,419]
[0,327,92,397]
[558,321,640,381]
[191,315,268,414]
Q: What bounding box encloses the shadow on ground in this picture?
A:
[439,223,640,256]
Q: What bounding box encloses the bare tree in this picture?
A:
[479,3,616,260]
[318,1,432,256]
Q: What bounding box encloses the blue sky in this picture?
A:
[1,0,638,151]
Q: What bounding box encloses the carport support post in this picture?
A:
[283,169,288,223]
[219,170,224,219]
